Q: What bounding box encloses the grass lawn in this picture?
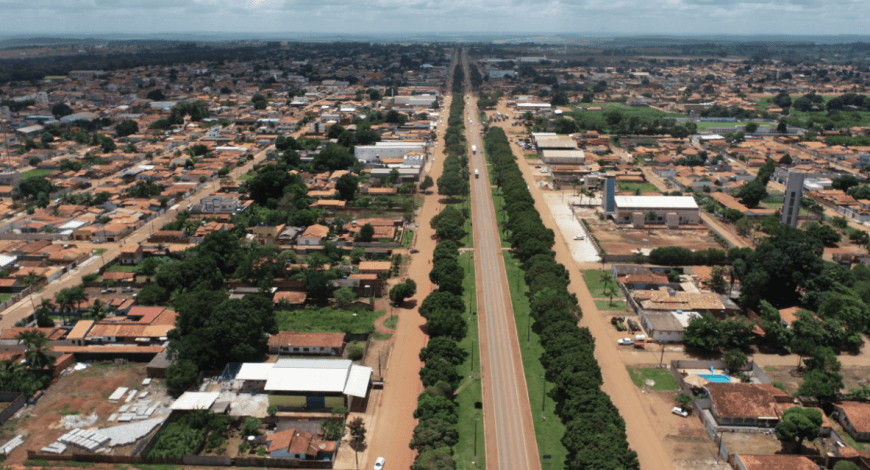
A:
[617,181,660,194]
[503,252,568,470]
[454,251,485,470]
[693,121,754,131]
[594,300,626,311]
[275,307,384,335]
[0,293,11,304]
[237,173,255,182]
[761,201,811,216]
[490,188,512,248]
[383,315,398,330]
[401,230,414,248]
[524,153,539,159]
[94,249,107,255]
[20,169,55,179]
[582,270,616,298]
[105,264,137,273]
[627,366,679,391]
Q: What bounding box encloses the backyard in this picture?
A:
[617,181,661,194]
[275,307,385,335]
[627,366,679,391]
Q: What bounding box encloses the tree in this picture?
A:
[304,270,336,304]
[241,417,262,436]
[736,180,768,208]
[674,392,694,411]
[774,407,822,453]
[357,223,375,242]
[420,175,434,193]
[777,121,788,134]
[832,174,860,192]
[35,299,54,328]
[797,347,844,404]
[86,299,113,321]
[335,173,359,201]
[22,271,44,311]
[333,287,357,307]
[430,259,464,296]
[419,337,467,365]
[51,103,73,119]
[833,461,861,470]
[426,310,467,341]
[390,279,417,306]
[779,154,793,165]
[115,120,139,137]
[722,349,748,372]
[247,166,296,205]
[744,122,758,133]
[409,419,459,454]
[804,222,842,247]
[146,89,165,101]
[137,285,168,306]
[16,330,54,370]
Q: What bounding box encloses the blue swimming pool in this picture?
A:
[699,374,731,383]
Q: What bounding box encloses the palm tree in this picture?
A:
[22,272,45,311]
[16,330,55,371]
[87,299,112,321]
[35,299,55,327]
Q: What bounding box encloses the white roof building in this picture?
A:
[613,196,699,211]
[235,359,372,399]
[170,392,220,411]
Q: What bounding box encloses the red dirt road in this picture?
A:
[491,105,674,470]
[361,55,457,470]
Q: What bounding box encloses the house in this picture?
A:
[358,261,392,275]
[267,332,344,356]
[94,223,132,243]
[610,196,700,227]
[266,428,337,460]
[704,383,792,428]
[834,401,870,441]
[297,225,329,246]
[118,244,143,265]
[733,454,818,470]
[273,291,307,308]
[198,194,252,214]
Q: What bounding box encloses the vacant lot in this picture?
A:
[586,220,722,256]
[617,181,661,194]
[627,366,678,391]
[764,365,870,396]
[1,363,172,466]
[276,307,385,335]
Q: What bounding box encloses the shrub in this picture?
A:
[347,345,364,361]
[241,417,262,437]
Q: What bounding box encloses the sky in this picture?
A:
[0,0,868,36]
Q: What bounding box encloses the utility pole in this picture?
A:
[660,344,666,366]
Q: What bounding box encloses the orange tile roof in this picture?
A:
[705,383,791,419]
[267,332,344,348]
[837,401,870,434]
[273,291,307,305]
[737,454,817,470]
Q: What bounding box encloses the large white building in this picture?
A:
[612,196,700,227]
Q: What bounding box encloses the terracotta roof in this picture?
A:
[705,383,791,419]
[0,327,64,341]
[837,401,870,434]
[737,454,817,470]
[300,224,329,239]
[358,261,391,271]
[267,332,344,348]
[50,345,165,354]
[67,320,94,340]
[273,291,307,305]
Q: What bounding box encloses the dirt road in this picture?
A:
[490,106,674,470]
[361,52,458,470]
[464,51,540,470]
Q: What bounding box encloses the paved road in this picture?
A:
[489,101,674,470]
[463,50,540,470]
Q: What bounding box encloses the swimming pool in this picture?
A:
[699,374,731,383]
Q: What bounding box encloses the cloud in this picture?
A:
[0,0,867,35]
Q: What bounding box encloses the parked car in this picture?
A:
[374,457,385,469]
[410,249,419,254]
[672,407,689,417]
[573,235,585,240]
[618,338,633,346]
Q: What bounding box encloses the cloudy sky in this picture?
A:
[0,0,867,36]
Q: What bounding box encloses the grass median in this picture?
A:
[502,251,568,469]
[454,251,485,470]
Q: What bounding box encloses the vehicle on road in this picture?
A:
[671,407,688,417]
[474,169,479,178]
[618,338,633,346]
[374,457,385,469]
[472,145,477,154]
[573,235,585,240]
[410,249,419,254]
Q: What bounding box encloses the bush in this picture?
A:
[82,273,100,283]
[347,344,364,361]
[241,417,262,437]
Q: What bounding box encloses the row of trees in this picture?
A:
[438,66,471,199]
[408,81,470,470]
[485,126,638,469]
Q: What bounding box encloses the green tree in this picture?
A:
[336,173,359,201]
[357,223,375,242]
[722,349,748,372]
[115,120,139,137]
[334,287,357,307]
[137,285,168,306]
[420,175,434,193]
[774,407,822,453]
[241,417,262,436]
[419,337,467,365]
[389,279,417,306]
[409,419,459,454]
[674,392,694,410]
[16,330,55,370]
[832,174,860,192]
[744,122,758,133]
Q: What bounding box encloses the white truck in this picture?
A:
[474,169,479,179]
[472,145,477,154]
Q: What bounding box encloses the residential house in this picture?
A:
[118,244,143,265]
[267,332,344,356]
[834,401,870,441]
[265,428,337,460]
[297,225,329,246]
[704,383,793,428]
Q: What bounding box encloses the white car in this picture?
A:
[573,235,585,241]
[374,457,385,469]
[618,338,633,346]
[672,407,688,417]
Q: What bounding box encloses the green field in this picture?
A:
[693,121,754,131]
[275,307,383,335]
[572,102,686,119]
[0,293,12,304]
[594,300,627,311]
[383,316,398,330]
[627,366,679,391]
[524,153,539,159]
[757,95,870,128]
[105,264,137,273]
[761,201,811,216]
[401,230,414,248]
[21,169,55,179]
[454,251,485,470]
[503,252,568,470]
[616,181,660,194]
